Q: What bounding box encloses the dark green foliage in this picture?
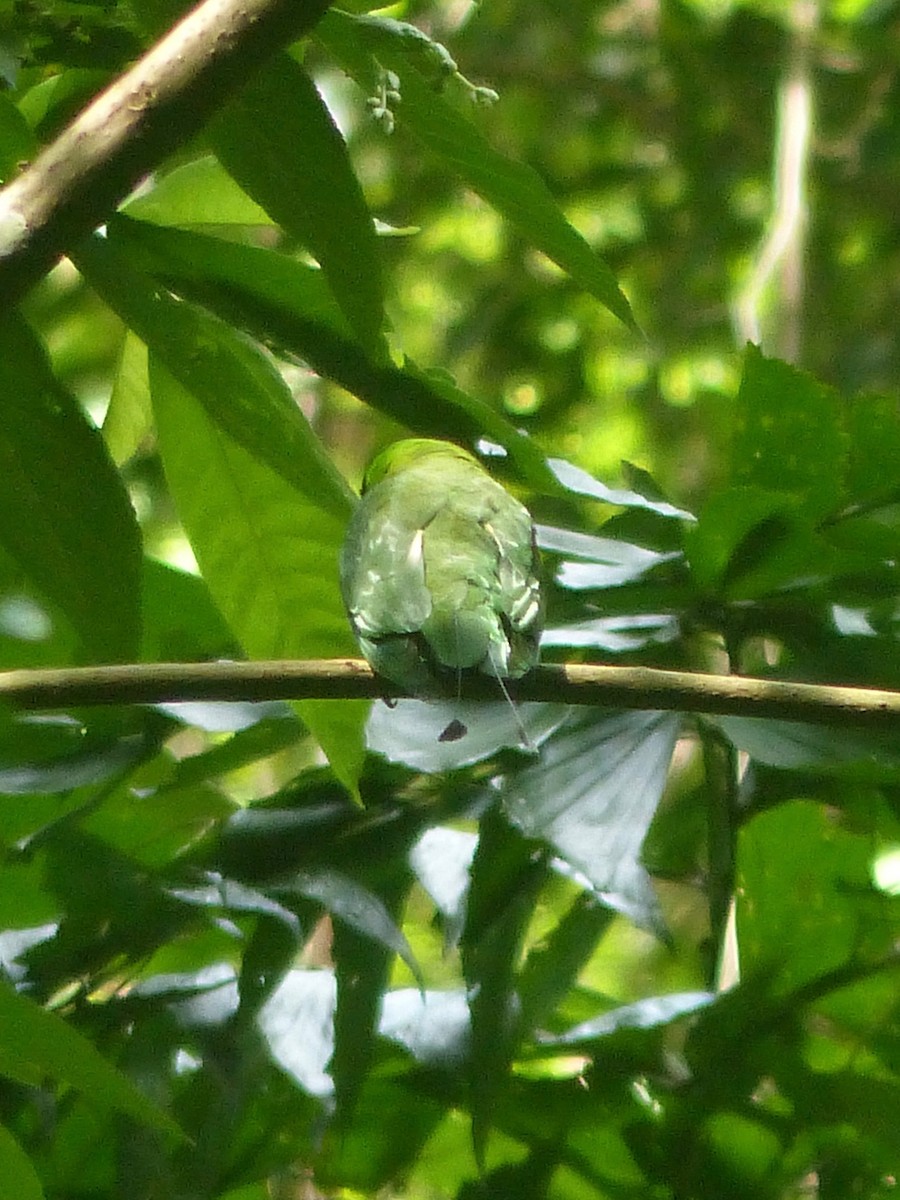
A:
[0,2,898,1198]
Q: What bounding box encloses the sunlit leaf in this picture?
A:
[737,800,895,993]
[548,457,695,520]
[319,12,637,331]
[367,699,570,772]
[212,57,386,356]
[0,978,182,1137]
[501,710,682,928]
[0,1123,44,1200]
[734,345,846,519]
[540,990,713,1047]
[123,155,273,226]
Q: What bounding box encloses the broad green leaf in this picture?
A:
[0,977,182,1137]
[733,345,847,519]
[149,359,367,797]
[140,556,237,663]
[501,709,682,929]
[737,800,892,992]
[318,11,637,331]
[237,911,301,1023]
[367,699,570,772]
[0,1123,44,1200]
[104,217,557,493]
[459,1148,557,1200]
[110,214,353,339]
[212,790,365,884]
[684,485,819,594]
[80,776,234,867]
[76,234,356,520]
[538,523,682,589]
[0,312,141,663]
[122,155,273,226]
[712,716,900,776]
[0,725,149,796]
[103,329,151,466]
[541,990,713,1048]
[843,391,900,507]
[0,545,79,669]
[211,56,386,356]
[75,233,367,793]
[461,805,548,1164]
[30,833,198,996]
[163,714,303,788]
[316,1045,448,1191]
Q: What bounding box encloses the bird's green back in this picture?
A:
[340,440,542,693]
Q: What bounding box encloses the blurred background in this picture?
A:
[15,0,900,522]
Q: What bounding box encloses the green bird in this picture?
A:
[340,439,543,730]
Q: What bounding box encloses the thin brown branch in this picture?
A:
[0,0,334,307]
[1,659,899,729]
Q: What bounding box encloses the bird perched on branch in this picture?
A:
[340,438,543,741]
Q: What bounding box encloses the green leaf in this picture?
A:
[541,990,713,1048]
[843,391,900,508]
[683,485,829,597]
[76,234,357,520]
[330,898,400,1125]
[140,556,237,663]
[110,214,354,340]
[149,358,367,796]
[501,709,681,929]
[318,11,637,331]
[712,716,900,777]
[102,329,151,467]
[316,1044,448,1191]
[0,723,149,797]
[164,714,303,788]
[733,345,847,519]
[0,977,182,1138]
[122,155,273,227]
[736,800,892,993]
[80,775,234,868]
[0,1123,44,1200]
[109,220,557,493]
[0,313,142,663]
[211,56,386,356]
[104,217,558,494]
[548,456,695,521]
[286,868,422,989]
[539,523,682,589]
[461,805,548,1164]
[517,892,616,1033]
[74,233,368,794]
[0,93,36,181]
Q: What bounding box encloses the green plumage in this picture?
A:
[340,439,543,693]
